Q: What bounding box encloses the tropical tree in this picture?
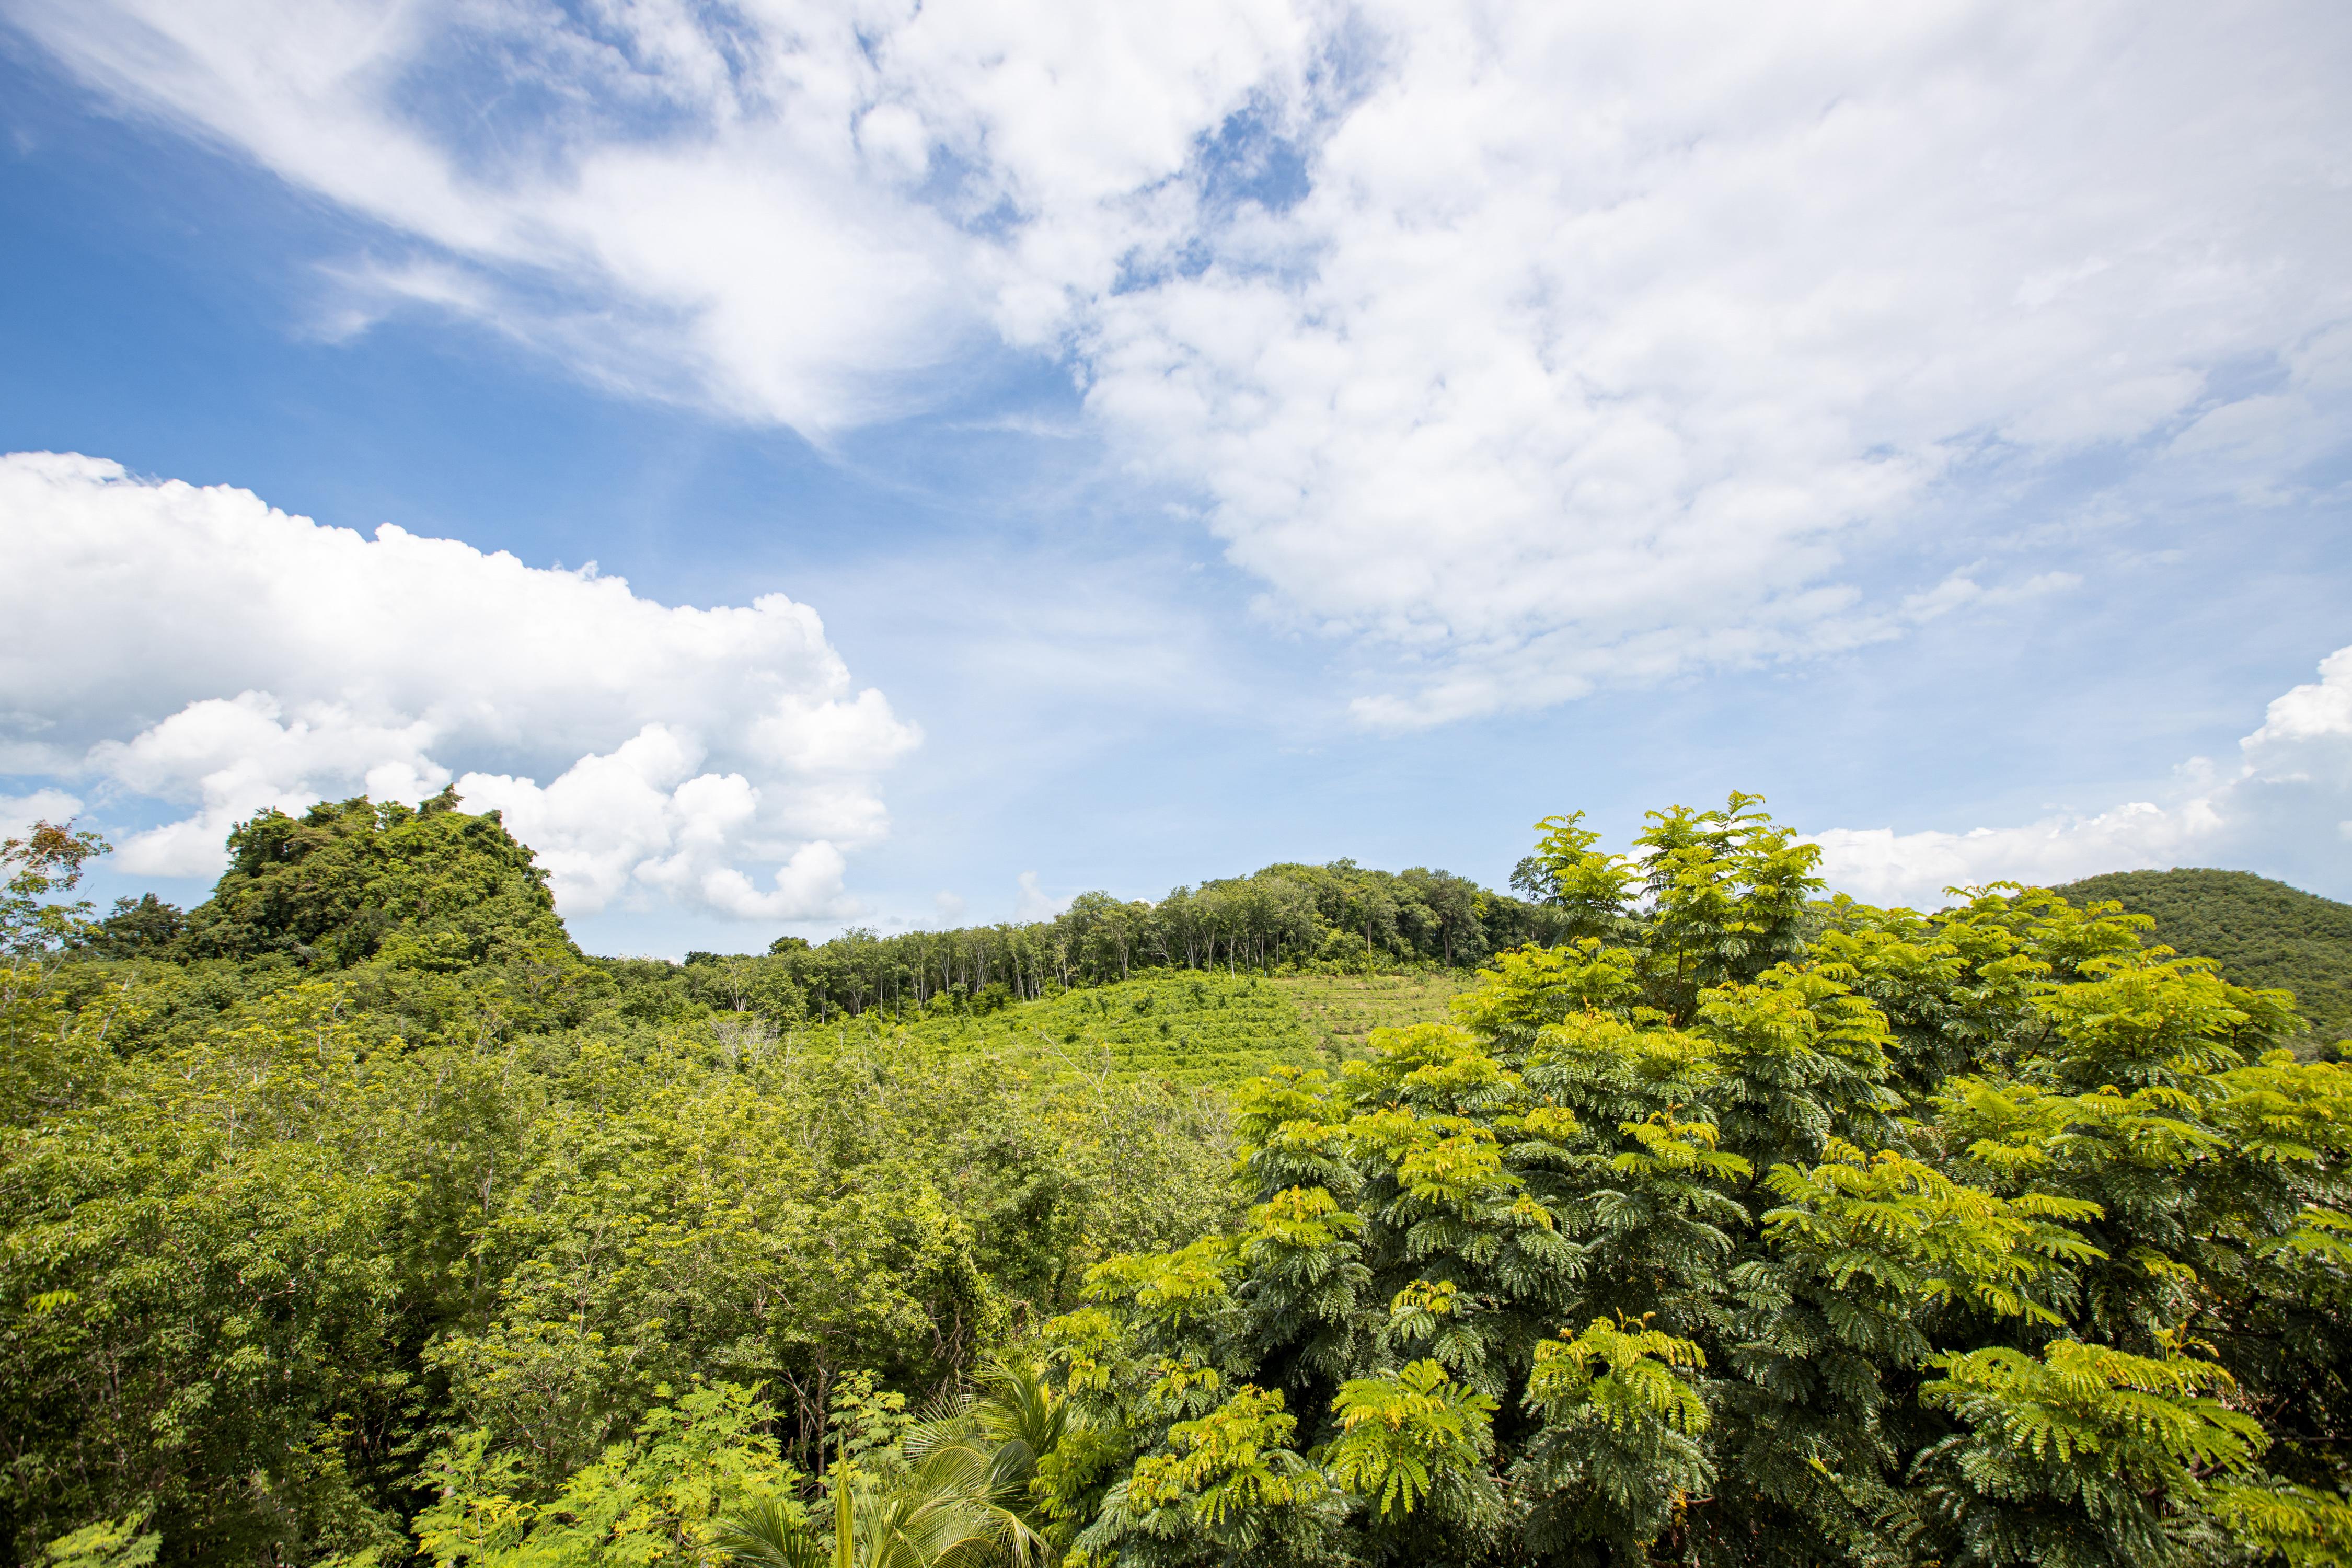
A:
[1032,797,2352,1567]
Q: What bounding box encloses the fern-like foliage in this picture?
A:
[2206,1480,2352,1568]
[1921,1340,2262,1481]
[1326,1359,1498,1518]
[1763,1139,2104,1329]
[1529,1316,1709,1432]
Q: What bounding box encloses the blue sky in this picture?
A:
[2,1,2348,957]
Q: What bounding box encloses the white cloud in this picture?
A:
[1812,645,2352,906]
[14,2,2351,722]
[1900,570,2082,625]
[91,691,445,876]
[1013,870,1070,922]
[0,453,917,918]
[933,891,967,924]
[6,0,1300,434]
[0,789,86,847]
[2248,649,2352,750]
[1091,5,2351,724]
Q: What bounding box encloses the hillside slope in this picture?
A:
[2055,868,2352,1044]
[894,970,1328,1085]
[885,970,1476,1086]
[1272,971,1463,1060]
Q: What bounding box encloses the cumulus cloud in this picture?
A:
[88,691,444,877]
[1092,5,2351,724]
[14,2,2351,721]
[0,789,86,846]
[1812,645,2352,906]
[1013,871,1070,922]
[0,452,916,917]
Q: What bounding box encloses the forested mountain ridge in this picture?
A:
[84,796,2349,1049]
[78,794,1566,1038]
[4,796,2350,1566]
[2055,868,2352,1046]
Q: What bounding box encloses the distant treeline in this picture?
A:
[678,861,1569,1021]
[83,795,1565,1027]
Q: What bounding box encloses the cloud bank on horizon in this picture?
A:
[15,0,2349,723]
[1811,647,2352,907]
[4,446,2342,915]
[0,453,916,920]
[2,441,2345,918]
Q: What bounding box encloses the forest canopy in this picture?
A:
[2,795,2348,1567]
[82,794,1556,1033]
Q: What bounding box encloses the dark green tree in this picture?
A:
[182,788,571,970]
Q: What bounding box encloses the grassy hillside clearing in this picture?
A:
[1271,970,1465,1060]
[890,970,1327,1085]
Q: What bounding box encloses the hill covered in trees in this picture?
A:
[80,787,1561,1039]
[4,796,2349,1567]
[2056,868,2352,1047]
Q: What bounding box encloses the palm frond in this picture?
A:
[711,1496,827,1568]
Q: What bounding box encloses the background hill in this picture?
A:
[2054,867,2352,1046]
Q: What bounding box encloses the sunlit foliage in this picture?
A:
[5,793,2349,1568]
[1035,796,2352,1567]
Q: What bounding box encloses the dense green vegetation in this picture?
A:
[0,804,1239,1564]
[1022,804,2352,1568]
[76,792,1558,1046]
[1271,973,1461,1063]
[696,858,1558,1028]
[2056,869,2352,1047]
[896,973,1323,1087]
[4,795,2349,1566]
